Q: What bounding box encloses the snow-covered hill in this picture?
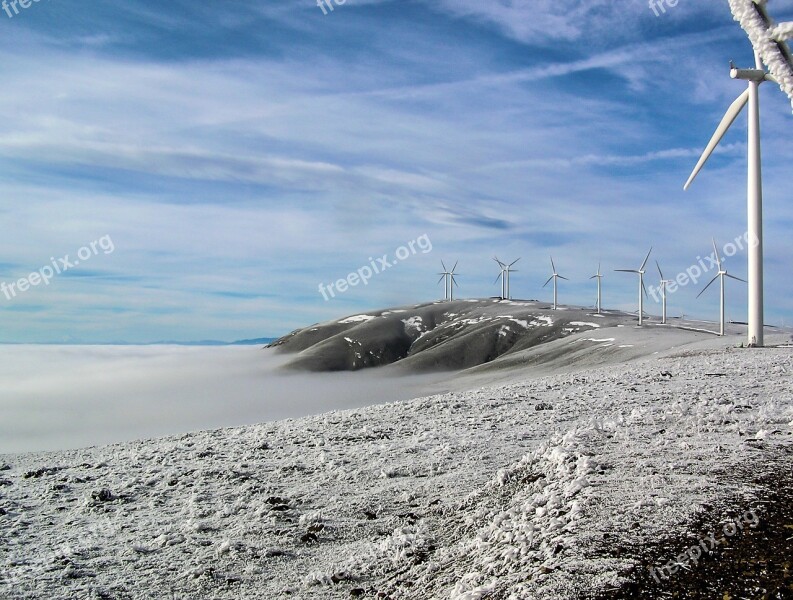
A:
[268,299,741,373]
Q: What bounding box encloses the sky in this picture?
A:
[0,0,792,343]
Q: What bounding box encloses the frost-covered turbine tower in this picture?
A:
[697,240,746,337]
[616,248,652,326]
[685,0,793,347]
[543,257,568,311]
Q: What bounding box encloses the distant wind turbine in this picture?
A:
[656,261,672,325]
[590,262,604,314]
[449,262,459,301]
[437,260,458,301]
[494,257,519,300]
[684,0,793,346]
[616,248,652,326]
[543,256,568,311]
[697,239,746,337]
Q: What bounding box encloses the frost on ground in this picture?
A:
[1,346,791,599]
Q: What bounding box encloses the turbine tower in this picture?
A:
[685,1,793,346]
[656,261,672,325]
[590,262,604,314]
[543,256,568,311]
[697,239,746,337]
[616,248,652,326]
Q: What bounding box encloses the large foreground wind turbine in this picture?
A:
[697,239,746,336]
[656,261,672,325]
[685,1,793,347]
[616,248,652,326]
[543,257,568,310]
[590,262,604,314]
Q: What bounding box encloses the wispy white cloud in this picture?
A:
[0,0,791,341]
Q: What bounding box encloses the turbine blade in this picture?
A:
[510,258,521,267]
[543,276,554,288]
[493,257,505,267]
[640,247,652,272]
[711,238,722,271]
[656,260,664,280]
[683,89,749,190]
[494,273,503,285]
[615,269,639,273]
[726,273,747,283]
[438,274,446,284]
[441,260,447,272]
[697,275,719,298]
[559,275,569,281]
[451,260,458,273]
[642,280,649,299]
[550,256,556,273]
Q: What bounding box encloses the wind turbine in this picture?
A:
[684,1,793,347]
[543,256,568,310]
[438,261,460,301]
[437,261,450,301]
[493,257,506,299]
[656,261,673,325]
[494,257,519,300]
[449,262,460,301]
[616,248,652,326]
[437,260,457,301]
[697,239,747,337]
[590,262,604,314]
[504,258,519,300]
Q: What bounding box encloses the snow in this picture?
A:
[569,322,601,328]
[530,316,554,327]
[770,21,793,41]
[1,346,791,598]
[337,315,376,324]
[729,0,793,111]
[402,316,425,334]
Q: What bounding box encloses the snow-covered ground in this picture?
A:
[1,339,791,598]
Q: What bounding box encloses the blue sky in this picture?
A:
[0,0,791,343]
